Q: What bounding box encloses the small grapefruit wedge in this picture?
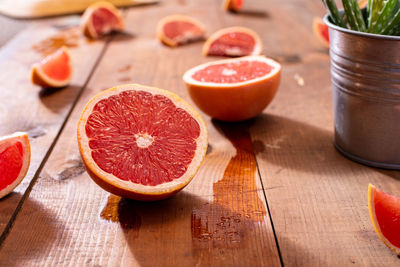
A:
[223,0,243,12]
[77,84,208,201]
[203,26,262,57]
[313,17,329,48]
[31,46,72,88]
[81,1,124,39]
[156,14,206,47]
[0,132,30,199]
[368,184,400,255]
[183,55,281,122]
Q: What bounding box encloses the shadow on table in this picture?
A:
[39,84,81,113]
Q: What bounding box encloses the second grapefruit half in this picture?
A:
[77,84,208,201]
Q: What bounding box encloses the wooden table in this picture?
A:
[0,0,399,266]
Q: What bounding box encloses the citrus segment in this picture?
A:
[313,17,329,48]
[77,84,208,201]
[368,184,400,255]
[0,132,31,199]
[183,55,281,121]
[223,0,243,12]
[157,15,206,47]
[203,27,262,57]
[81,1,124,39]
[31,46,72,88]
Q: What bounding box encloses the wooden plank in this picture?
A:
[0,1,281,266]
[0,17,107,235]
[250,1,400,266]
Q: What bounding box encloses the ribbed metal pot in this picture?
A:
[324,14,400,169]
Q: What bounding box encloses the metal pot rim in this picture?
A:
[323,13,400,41]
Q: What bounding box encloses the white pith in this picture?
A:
[77,84,208,195]
[182,55,281,88]
[0,132,30,199]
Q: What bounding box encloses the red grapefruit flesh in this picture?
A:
[368,184,400,255]
[157,14,206,47]
[183,55,281,121]
[0,132,31,199]
[77,84,208,201]
[31,46,72,88]
[203,26,262,57]
[81,1,124,39]
[223,0,243,12]
[313,17,329,48]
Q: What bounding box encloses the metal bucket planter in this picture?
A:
[324,14,400,170]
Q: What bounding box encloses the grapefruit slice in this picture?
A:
[313,17,329,48]
[183,55,281,122]
[0,132,30,199]
[223,0,243,12]
[368,184,400,255]
[156,14,206,47]
[77,84,208,201]
[81,1,124,39]
[203,26,262,57]
[31,46,72,88]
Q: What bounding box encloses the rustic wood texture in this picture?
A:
[0,0,399,266]
[0,17,107,234]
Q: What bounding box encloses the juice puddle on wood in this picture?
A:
[100,194,141,235]
[32,27,80,56]
[192,123,266,248]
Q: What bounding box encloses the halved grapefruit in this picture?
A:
[31,46,72,88]
[203,26,262,57]
[81,1,124,39]
[368,184,400,255]
[77,84,208,201]
[0,132,30,199]
[313,17,329,48]
[156,14,206,47]
[183,55,281,122]
[223,0,243,12]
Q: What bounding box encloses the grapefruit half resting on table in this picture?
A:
[312,17,329,48]
[156,14,206,47]
[77,84,208,201]
[183,55,281,122]
[31,46,72,88]
[203,26,262,57]
[0,132,30,199]
[81,1,124,39]
[368,184,400,255]
[223,0,243,12]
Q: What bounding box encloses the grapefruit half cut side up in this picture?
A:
[183,55,281,122]
[223,0,243,12]
[368,184,400,255]
[156,14,206,47]
[203,26,262,57]
[77,84,208,201]
[0,132,31,199]
[313,17,329,48]
[31,46,72,88]
[81,1,124,39]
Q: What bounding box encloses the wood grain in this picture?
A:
[0,17,107,235]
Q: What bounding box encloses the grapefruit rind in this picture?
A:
[81,1,124,39]
[183,55,281,121]
[77,84,208,201]
[156,14,206,47]
[223,0,241,12]
[30,46,72,88]
[312,17,329,48]
[368,184,400,255]
[0,132,30,199]
[202,26,263,57]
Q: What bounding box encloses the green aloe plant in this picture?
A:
[322,0,400,36]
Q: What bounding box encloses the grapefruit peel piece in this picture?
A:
[368,184,400,255]
[313,17,329,48]
[203,26,263,57]
[77,84,208,201]
[0,132,30,199]
[156,14,206,47]
[223,0,243,12]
